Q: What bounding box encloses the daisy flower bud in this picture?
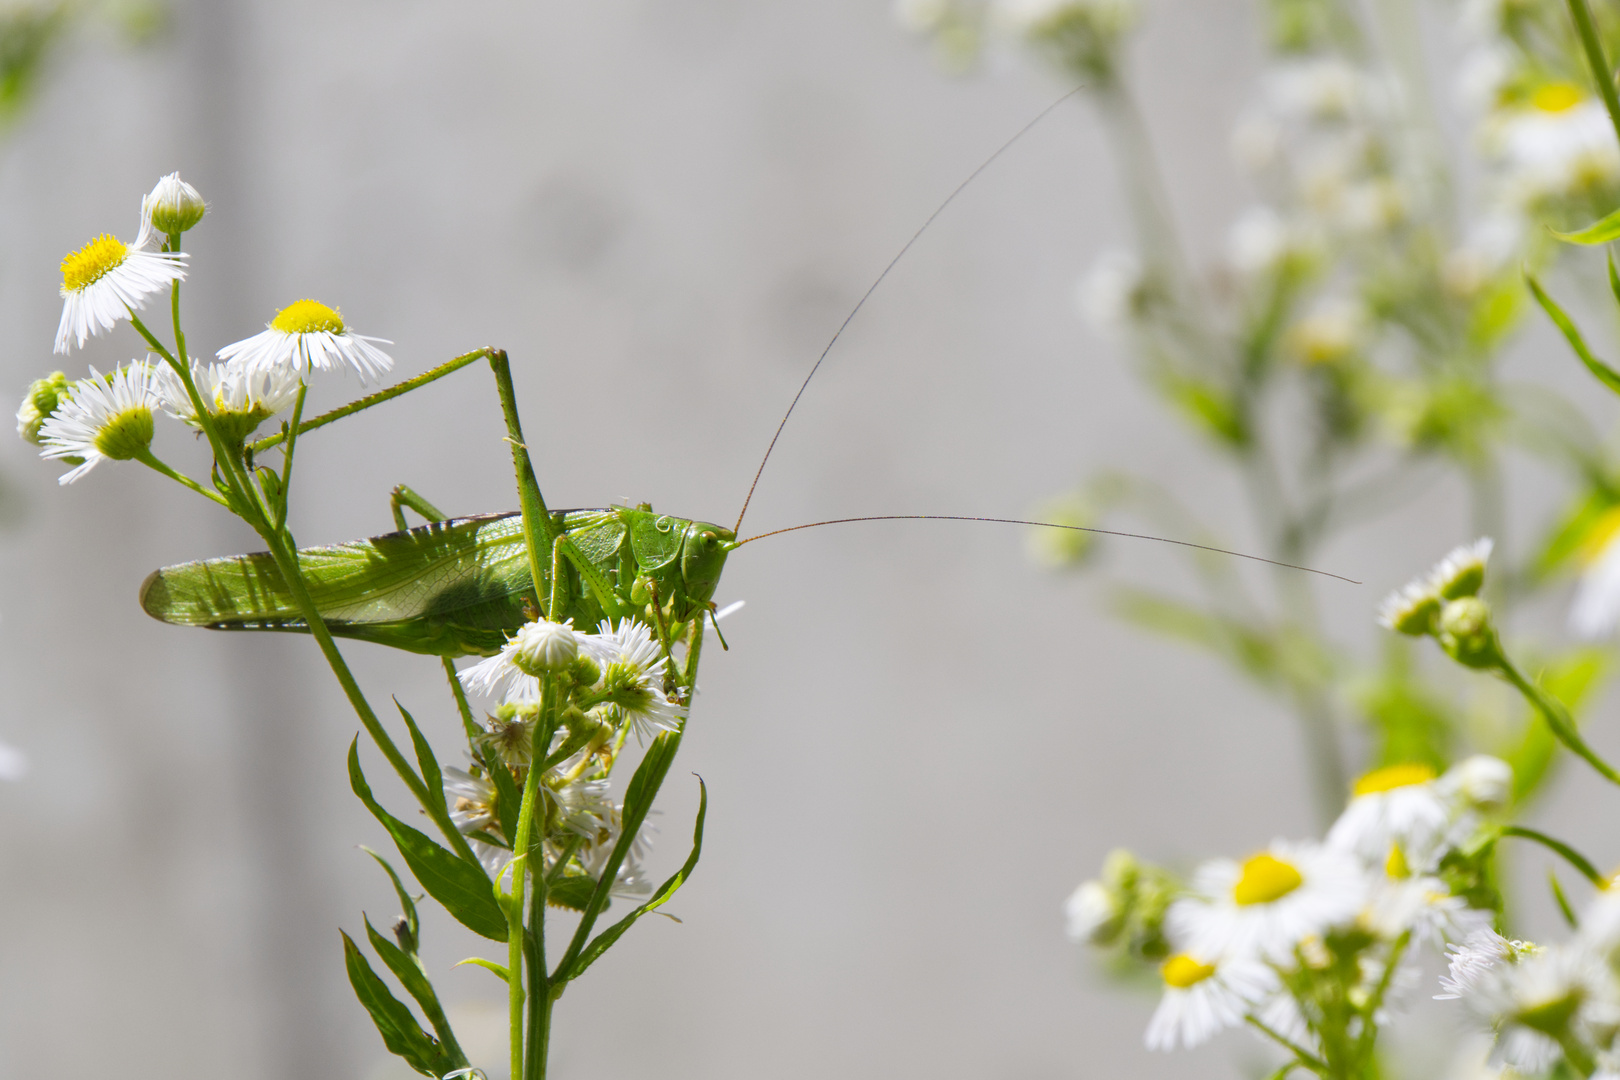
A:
[143,172,206,235]
[1429,538,1493,600]
[1440,755,1512,813]
[1438,597,1499,669]
[1063,880,1120,944]
[37,363,163,484]
[509,618,580,676]
[16,371,72,446]
[55,221,187,354]
[216,299,394,384]
[1377,580,1441,636]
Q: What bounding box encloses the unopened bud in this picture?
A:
[1063,880,1120,944]
[1429,538,1493,600]
[144,172,206,234]
[391,914,417,954]
[1438,597,1498,669]
[508,618,579,676]
[1443,755,1512,812]
[16,371,71,446]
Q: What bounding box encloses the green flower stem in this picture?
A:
[1353,932,1409,1068]
[1500,825,1608,886]
[167,234,190,366]
[247,346,496,454]
[273,381,309,529]
[507,687,558,1080]
[1563,0,1620,149]
[133,448,229,506]
[1496,656,1620,787]
[1246,1014,1329,1076]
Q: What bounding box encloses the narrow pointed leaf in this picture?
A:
[1526,274,1620,396]
[456,956,511,982]
[1549,870,1580,928]
[341,930,450,1077]
[396,699,447,821]
[365,917,468,1070]
[362,846,420,949]
[1550,206,1620,244]
[1502,824,1607,885]
[561,778,707,983]
[349,741,509,941]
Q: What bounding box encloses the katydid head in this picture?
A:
[677,520,738,619]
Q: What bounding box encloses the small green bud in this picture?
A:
[567,653,601,688]
[1430,538,1492,600]
[1378,582,1441,636]
[1438,597,1499,669]
[144,172,206,234]
[391,915,417,955]
[630,577,652,605]
[16,371,71,446]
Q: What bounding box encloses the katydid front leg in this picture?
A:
[390,484,447,530]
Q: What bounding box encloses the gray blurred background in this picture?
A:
[0,0,1611,1077]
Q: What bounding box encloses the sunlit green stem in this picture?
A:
[1497,656,1620,787]
[507,685,557,1080]
[1564,0,1620,149]
[273,382,309,529]
[1246,1014,1329,1076]
[1352,932,1409,1069]
[133,448,229,507]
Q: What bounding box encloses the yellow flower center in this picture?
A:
[1161,953,1216,989]
[1533,82,1584,113]
[60,234,129,292]
[1353,762,1436,796]
[1578,505,1620,566]
[1385,843,1410,879]
[271,299,345,335]
[1233,853,1304,905]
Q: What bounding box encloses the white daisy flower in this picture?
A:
[1328,762,1451,867]
[216,299,394,383]
[155,360,303,443]
[460,618,590,703]
[1490,86,1620,204]
[54,225,187,354]
[442,767,512,879]
[1365,874,1492,948]
[588,619,688,740]
[1438,755,1513,814]
[579,800,658,899]
[1169,841,1369,963]
[1144,951,1276,1051]
[1064,880,1118,943]
[1570,508,1620,639]
[1456,941,1620,1076]
[37,362,163,484]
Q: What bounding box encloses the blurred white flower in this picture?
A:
[1144,951,1276,1051]
[1571,510,1620,638]
[1170,841,1369,963]
[1226,206,1290,275]
[1288,297,1365,365]
[156,360,303,428]
[1329,762,1450,866]
[1076,250,1144,334]
[1491,88,1620,204]
[1064,879,1117,942]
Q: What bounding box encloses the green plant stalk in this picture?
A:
[1246,1013,1330,1075]
[1497,657,1620,787]
[506,687,557,1080]
[1564,0,1620,149]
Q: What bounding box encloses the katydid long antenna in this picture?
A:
[729,516,1362,585]
[732,85,1089,535]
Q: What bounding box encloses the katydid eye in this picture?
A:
[700,531,716,542]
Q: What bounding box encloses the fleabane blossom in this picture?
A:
[1448,937,1620,1075]
[217,299,393,383]
[156,360,303,443]
[54,218,186,354]
[1378,538,1493,635]
[460,618,589,703]
[443,767,512,879]
[1329,762,1451,867]
[37,362,163,484]
[1169,841,1368,963]
[1144,951,1276,1051]
[1568,506,1620,639]
[1489,83,1620,205]
[1364,872,1491,948]
[592,619,688,740]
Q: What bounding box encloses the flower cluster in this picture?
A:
[17,173,393,484]
[1068,755,1512,1065]
[445,616,692,899]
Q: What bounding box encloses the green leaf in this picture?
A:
[487,757,521,846]
[1549,206,1620,244]
[1502,825,1607,885]
[396,699,447,821]
[1549,870,1579,929]
[545,875,597,912]
[456,956,511,982]
[1526,273,1620,396]
[349,741,509,941]
[362,846,419,951]
[560,777,707,983]
[364,918,468,1071]
[341,930,452,1077]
